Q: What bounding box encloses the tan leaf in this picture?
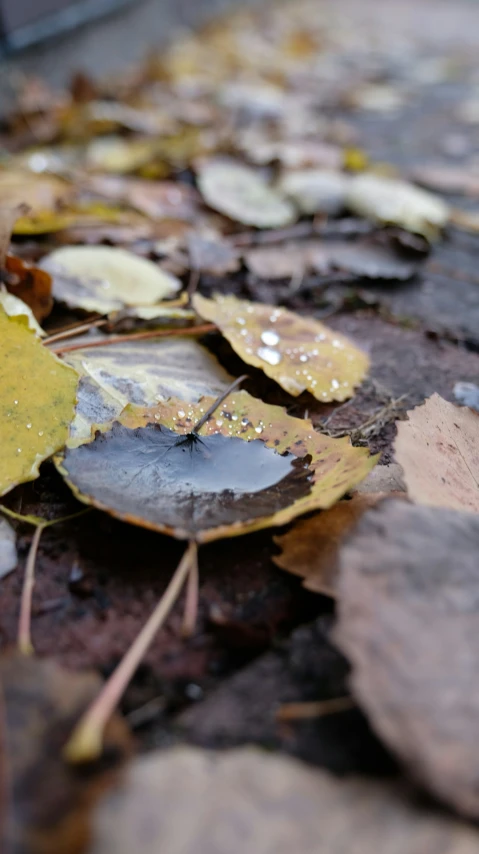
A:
[193,293,369,402]
[0,309,78,496]
[90,746,479,854]
[394,393,479,514]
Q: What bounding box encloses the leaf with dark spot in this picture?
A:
[58,390,376,542]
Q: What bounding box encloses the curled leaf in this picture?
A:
[58,389,376,542]
[0,290,46,336]
[193,294,369,401]
[0,309,78,496]
[3,254,53,322]
[197,158,295,228]
[40,245,181,314]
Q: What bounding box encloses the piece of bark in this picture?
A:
[395,393,479,514]
[336,499,479,817]
[273,494,387,596]
[90,746,479,854]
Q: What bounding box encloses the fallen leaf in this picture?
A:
[336,499,479,818]
[394,393,479,514]
[64,337,233,441]
[187,232,241,275]
[321,239,419,280]
[346,173,449,240]
[4,254,53,322]
[196,158,295,228]
[244,242,311,280]
[87,176,200,221]
[193,294,369,401]
[40,245,181,314]
[454,381,479,413]
[58,389,376,541]
[273,493,389,596]
[277,169,349,215]
[90,746,479,854]
[0,166,73,214]
[0,652,131,854]
[0,309,78,496]
[412,163,479,196]
[354,462,406,495]
[0,516,17,579]
[0,290,46,336]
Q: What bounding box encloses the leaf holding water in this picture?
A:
[58,389,376,541]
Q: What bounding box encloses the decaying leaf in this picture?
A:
[394,393,479,514]
[336,499,479,818]
[0,516,17,579]
[196,158,295,228]
[0,167,73,215]
[0,309,78,496]
[3,254,54,322]
[187,232,241,275]
[273,493,390,596]
[193,294,369,401]
[87,176,200,221]
[64,337,233,440]
[40,245,181,314]
[346,173,449,240]
[277,169,349,215]
[0,652,131,854]
[58,389,376,541]
[0,290,46,336]
[90,746,479,854]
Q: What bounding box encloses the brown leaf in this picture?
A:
[274,493,389,596]
[90,746,479,854]
[336,499,479,818]
[3,255,53,323]
[1,653,131,854]
[394,393,479,514]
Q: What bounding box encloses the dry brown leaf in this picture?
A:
[1,653,131,854]
[4,254,53,322]
[193,294,369,402]
[90,746,479,854]
[336,499,479,818]
[274,494,390,596]
[394,393,479,514]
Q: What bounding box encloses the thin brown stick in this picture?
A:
[51,323,216,355]
[64,541,197,763]
[186,267,200,297]
[181,549,199,637]
[275,696,354,722]
[17,524,45,656]
[192,374,248,434]
[43,317,106,346]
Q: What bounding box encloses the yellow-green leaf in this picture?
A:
[57,390,376,542]
[193,294,368,402]
[0,310,78,496]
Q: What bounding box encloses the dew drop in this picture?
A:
[257,346,282,366]
[331,379,340,390]
[255,426,263,434]
[177,409,185,418]
[240,328,248,336]
[236,317,246,325]
[216,419,223,427]
[261,329,280,347]
[332,339,343,349]
[299,354,308,362]
[17,448,21,453]
[26,423,32,429]
[232,414,238,421]
[14,400,18,405]
[38,431,44,437]
[241,417,249,425]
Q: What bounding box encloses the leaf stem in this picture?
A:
[43,317,107,345]
[50,323,216,356]
[192,374,248,434]
[64,540,197,763]
[181,548,199,637]
[17,524,45,655]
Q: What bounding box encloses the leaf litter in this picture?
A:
[1,0,479,848]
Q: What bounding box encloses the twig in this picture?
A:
[50,323,216,355]
[64,541,197,763]
[18,525,45,656]
[181,548,199,637]
[276,696,354,722]
[186,268,200,298]
[43,317,107,346]
[192,374,248,434]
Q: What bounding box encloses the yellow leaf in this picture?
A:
[0,310,78,496]
[193,294,369,402]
